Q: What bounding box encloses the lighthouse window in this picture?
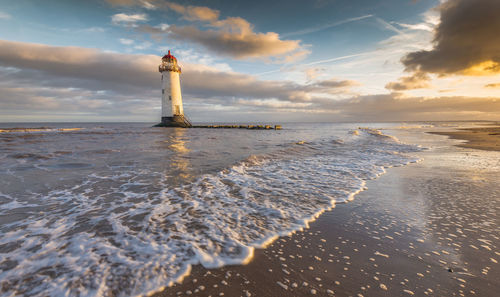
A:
[162,89,164,94]
[169,96,172,100]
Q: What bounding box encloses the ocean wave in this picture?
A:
[0,128,422,297]
[0,127,84,133]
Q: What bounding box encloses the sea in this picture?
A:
[0,122,426,296]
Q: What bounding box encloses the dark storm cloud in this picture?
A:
[402,0,500,75]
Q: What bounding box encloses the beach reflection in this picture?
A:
[166,128,192,181]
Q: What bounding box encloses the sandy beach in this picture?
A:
[2,0,499,295]
[153,128,500,297]
[429,126,500,152]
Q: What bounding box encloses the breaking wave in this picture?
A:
[0,128,421,297]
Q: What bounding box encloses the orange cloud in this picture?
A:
[461,61,500,76]
[105,1,306,61]
[166,2,219,22]
[485,83,500,88]
[136,2,307,62]
[385,71,431,91]
[166,25,303,61]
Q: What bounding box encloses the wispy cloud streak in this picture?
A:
[303,52,373,66]
[256,52,373,76]
[282,14,373,37]
[376,17,405,35]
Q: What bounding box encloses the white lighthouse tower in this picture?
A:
[157,50,191,127]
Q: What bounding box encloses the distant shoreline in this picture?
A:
[428,126,500,152]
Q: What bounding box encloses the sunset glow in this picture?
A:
[0,0,499,122]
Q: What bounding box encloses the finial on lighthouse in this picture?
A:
[156,50,191,127]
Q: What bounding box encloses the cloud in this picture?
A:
[156,23,169,31]
[210,93,500,122]
[236,99,312,109]
[1,39,498,122]
[326,94,500,121]
[166,2,219,22]
[105,1,305,61]
[385,71,431,90]
[376,17,405,35]
[0,39,355,121]
[105,0,138,5]
[282,14,373,37]
[485,83,500,88]
[106,1,307,62]
[305,67,322,81]
[111,13,148,27]
[165,25,304,61]
[136,2,306,62]
[313,78,359,89]
[256,51,374,77]
[303,52,373,67]
[0,40,339,106]
[402,0,500,76]
[119,38,135,45]
[105,0,156,9]
[0,40,157,90]
[394,22,433,32]
[0,65,156,120]
[0,11,11,19]
[133,41,152,50]
[141,1,156,10]
[390,9,440,34]
[81,27,107,33]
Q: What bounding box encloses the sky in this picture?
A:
[0,0,499,122]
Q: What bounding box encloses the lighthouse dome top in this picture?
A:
[159,50,181,73]
[162,50,177,62]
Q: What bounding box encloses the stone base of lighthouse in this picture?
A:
[155,115,192,128]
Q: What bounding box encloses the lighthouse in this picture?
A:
[157,50,191,127]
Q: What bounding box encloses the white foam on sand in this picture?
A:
[0,128,422,297]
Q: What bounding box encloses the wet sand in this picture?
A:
[429,126,500,151]
[153,133,500,297]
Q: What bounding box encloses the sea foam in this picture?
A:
[0,128,421,297]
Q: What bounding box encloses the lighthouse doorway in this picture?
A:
[175,105,180,115]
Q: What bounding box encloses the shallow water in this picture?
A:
[0,122,424,296]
